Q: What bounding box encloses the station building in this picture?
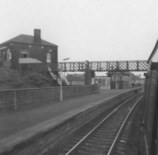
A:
[67,74,85,85]
[107,72,140,89]
[0,29,58,71]
[94,76,111,90]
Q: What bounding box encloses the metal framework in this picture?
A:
[19,60,148,73]
[58,60,148,72]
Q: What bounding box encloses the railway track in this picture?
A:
[45,94,143,155]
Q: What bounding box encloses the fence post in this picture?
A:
[13,90,17,110]
[77,86,79,96]
[98,85,100,93]
[84,86,86,95]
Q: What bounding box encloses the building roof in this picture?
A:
[19,58,42,64]
[0,34,58,47]
[147,40,158,63]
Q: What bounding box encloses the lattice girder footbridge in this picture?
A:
[19,60,148,72]
[58,60,148,72]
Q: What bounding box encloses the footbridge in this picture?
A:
[58,60,148,72]
[19,60,148,72]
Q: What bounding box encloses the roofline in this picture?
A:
[147,40,158,63]
[0,41,58,47]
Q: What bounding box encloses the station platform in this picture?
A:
[0,88,139,153]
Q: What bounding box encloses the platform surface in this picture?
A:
[0,89,136,141]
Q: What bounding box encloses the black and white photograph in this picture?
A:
[0,0,158,155]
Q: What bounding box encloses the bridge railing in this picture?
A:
[18,60,148,73]
[59,60,148,72]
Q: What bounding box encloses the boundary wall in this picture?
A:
[0,85,99,110]
[0,88,140,155]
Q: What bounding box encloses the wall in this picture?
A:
[0,85,99,110]
[0,43,12,68]
[11,43,58,70]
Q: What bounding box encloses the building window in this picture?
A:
[7,49,11,61]
[20,50,28,58]
[46,52,51,63]
[2,51,5,60]
[113,76,116,80]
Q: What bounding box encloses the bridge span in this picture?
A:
[58,60,148,72]
[19,60,148,73]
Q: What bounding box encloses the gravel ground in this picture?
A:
[124,98,143,155]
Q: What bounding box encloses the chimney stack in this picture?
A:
[34,29,41,43]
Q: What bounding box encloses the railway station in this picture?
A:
[0,1,158,154]
[0,29,157,155]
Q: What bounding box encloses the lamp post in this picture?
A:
[60,74,63,101]
[59,58,70,101]
[63,58,70,76]
[63,58,70,61]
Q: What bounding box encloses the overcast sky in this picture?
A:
[0,0,158,62]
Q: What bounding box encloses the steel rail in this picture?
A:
[107,95,143,155]
[65,94,141,155]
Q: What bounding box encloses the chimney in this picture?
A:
[34,29,41,43]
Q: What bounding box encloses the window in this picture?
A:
[7,49,11,61]
[20,50,28,58]
[46,52,51,63]
[113,76,116,80]
[2,51,5,60]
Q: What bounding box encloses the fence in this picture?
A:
[0,85,100,110]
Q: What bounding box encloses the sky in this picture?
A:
[0,0,158,63]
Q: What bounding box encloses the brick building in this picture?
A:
[0,29,58,72]
[107,72,138,89]
[94,76,111,90]
[67,74,85,85]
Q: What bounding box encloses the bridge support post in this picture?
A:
[85,70,92,85]
[85,70,95,85]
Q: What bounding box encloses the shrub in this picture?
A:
[24,72,52,88]
[0,67,24,89]
[0,67,52,89]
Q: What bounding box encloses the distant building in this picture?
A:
[107,72,140,89]
[94,76,111,90]
[140,78,145,86]
[0,29,58,72]
[66,74,85,85]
